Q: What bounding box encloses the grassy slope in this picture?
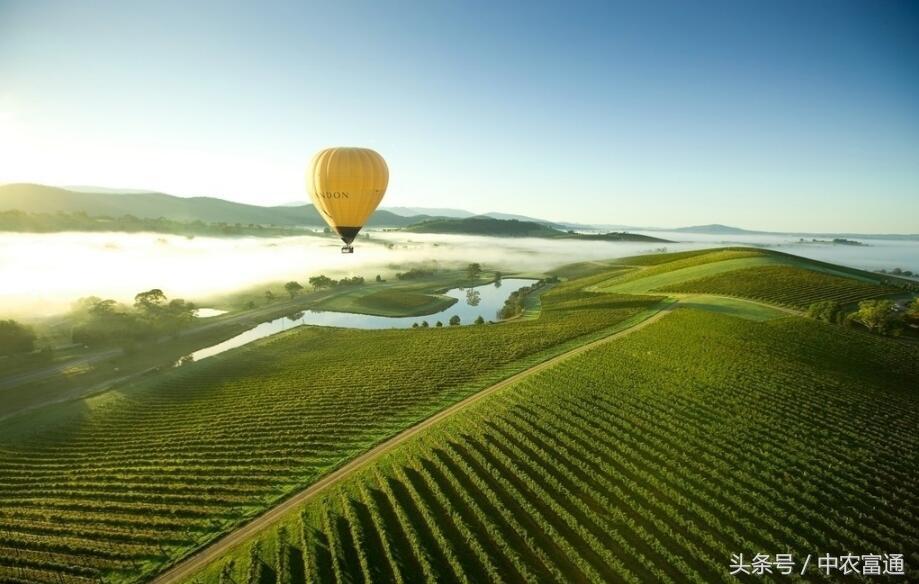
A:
[595,253,778,294]
[660,264,899,309]
[672,294,787,321]
[310,275,470,317]
[0,274,664,583]
[595,248,899,306]
[352,290,457,316]
[187,308,919,583]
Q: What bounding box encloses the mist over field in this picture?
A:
[2,230,917,318]
[0,231,678,317]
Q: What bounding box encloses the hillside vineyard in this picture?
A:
[0,249,914,583]
[191,310,919,583]
[0,276,662,583]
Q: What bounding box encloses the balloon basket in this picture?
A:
[341,245,354,254]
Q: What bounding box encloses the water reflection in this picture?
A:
[179,278,535,364]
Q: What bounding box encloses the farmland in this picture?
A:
[658,264,899,309]
[0,246,913,584]
[186,309,919,583]
[0,274,664,583]
[593,248,899,304]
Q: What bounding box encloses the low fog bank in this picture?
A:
[0,231,704,318]
[2,230,916,319]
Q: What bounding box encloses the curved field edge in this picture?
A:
[658,265,900,309]
[183,309,919,583]
[0,271,664,584]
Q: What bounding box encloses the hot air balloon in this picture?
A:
[307,147,389,253]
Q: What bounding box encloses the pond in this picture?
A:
[182,278,535,363]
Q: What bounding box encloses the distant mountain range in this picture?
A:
[382,206,561,227]
[64,185,158,195]
[668,223,919,241]
[1,184,915,240]
[0,184,431,228]
[403,217,671,242]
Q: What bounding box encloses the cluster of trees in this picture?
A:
[498,277,559,320]
[807,298,919,336]
[876,267,915,277]
[0,319,37,356]
[277,275,368,299]
[412,314,485,328]
[72,289,197,346]
[395,267,435,281]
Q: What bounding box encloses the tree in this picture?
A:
[164,298,196,330]
[474,315,485,325]
[851,299,896,334]
[435,321,443,327]
[494,271,503,288]
[412,322,419,328]
[421,321,429,328]
[466,262,482,280]
[806,300,841,323]
[449,315,461,326]
[264,290,276,303]
[73,298,142,346]
[375,274,383,282]
[89,299,119,317]
[309,275,336,289]
[904,298,919,326]
[284,281,303,298]
[0,320,36,356]
[134,289,167,316]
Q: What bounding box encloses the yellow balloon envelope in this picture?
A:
[307,147,389,251]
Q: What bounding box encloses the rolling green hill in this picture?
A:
[403,216,670,242]
[659,264,898,309]
[0,184,426,227]
[594,247,901,302]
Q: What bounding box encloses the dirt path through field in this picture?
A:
[150,302,674,583]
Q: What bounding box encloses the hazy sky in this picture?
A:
[1,0,917,232]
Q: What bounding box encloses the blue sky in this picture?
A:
[1,0,917,232]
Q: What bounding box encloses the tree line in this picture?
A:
[0,209,307,238]
[807,297,919,336]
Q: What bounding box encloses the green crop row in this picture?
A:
[192,309,919,584]
[659,265,898,308]
[0,272,664,583]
